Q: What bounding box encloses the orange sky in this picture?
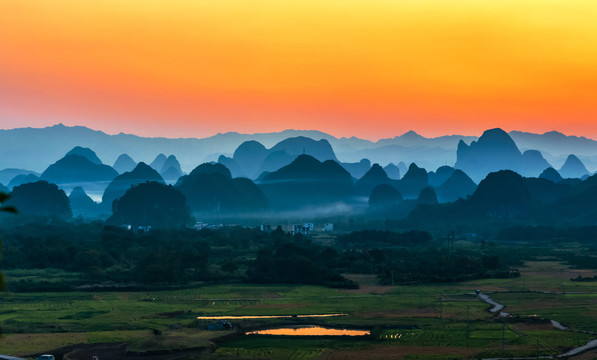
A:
[1,0,596,140]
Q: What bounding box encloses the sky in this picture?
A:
[1,0,596,140]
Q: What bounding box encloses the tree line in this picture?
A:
[0,219,522,292]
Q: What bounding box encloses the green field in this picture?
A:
[1,260,597,359]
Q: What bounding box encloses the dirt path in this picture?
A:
[478,292,597,360]
[478,292,509,316]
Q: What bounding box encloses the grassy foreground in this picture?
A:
[1,260,597,359]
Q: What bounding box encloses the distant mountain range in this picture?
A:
[455,128,553,182]
[220,136,338,179]
[4,135,597,225]
[2,124,597,173]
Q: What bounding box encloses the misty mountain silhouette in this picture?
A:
[559,154,590,179]
[397,162,408,177]
[102,162,165,209]
[408,170,534,224]
[567,173,597,196]
[3,124,597,177]
[417,187,438,205]
[354,164,391,196]
[402,167,597,226]
[258,151,295,175]
[455,128,523,182]
[160,155,181,172]
[259,154,353,209]
[41,154,118,184]
[469,170,534,218]
[182,162,232,179]
[270,136,337,162]
[428,166,456,187]
[66,146,103,164]
[341,159,371,179]
[8,180,72,219]
[383,163,401,180]
[176,163,268,213]
[520,150,552,177]
[343,144,456,172]
[161,166,183,183]
[351,130,480,169]
[539,167,564,183]
[149,154,168,172]
[69,186,102,218]
[0,124,356,173]
[435,169,477,203]
[7,173,40,190]
[108,181,192,228]
[0,168,40,185]
[232,140,268,179]
[376,130,474,148]
[231,137,338,179]
[113,154,137,174]
[160,155,183,182]
[543,177,597,224]
[395,163,428,199]
[3,124,597,222]
[261,154,347,180]
[218,155,245,178]
[510,130,597,158]
[523,177,572,204]
[369,183,403,207]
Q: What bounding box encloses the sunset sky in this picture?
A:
[1,0,596,140]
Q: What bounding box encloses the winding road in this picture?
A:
[478,292,597,359]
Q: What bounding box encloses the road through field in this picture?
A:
[478,292,597,360]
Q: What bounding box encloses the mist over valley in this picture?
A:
[3,125,597,359]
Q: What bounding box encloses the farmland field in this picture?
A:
[1,260,597,359]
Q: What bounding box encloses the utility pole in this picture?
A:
[502,321,505,358]
[466,305,470,339]
[522,279,525,291]
[440,296,443,322]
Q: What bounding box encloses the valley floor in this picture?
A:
[2,261,597,359]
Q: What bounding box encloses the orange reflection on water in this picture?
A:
[197,314,346,320]
[246,326,370,336]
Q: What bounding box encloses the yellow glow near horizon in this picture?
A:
[1,0,596,138]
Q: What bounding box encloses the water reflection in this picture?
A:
[246,326,370,336]
[197,314,346,320]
